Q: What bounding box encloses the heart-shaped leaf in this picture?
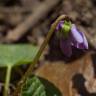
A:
[0,44,38,67]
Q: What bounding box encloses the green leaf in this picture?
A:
[21,76,46,96]
[21,76,62,96]
[0,44,38,67]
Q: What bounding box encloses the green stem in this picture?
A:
[13,15,67,96]
[3,66,12,96]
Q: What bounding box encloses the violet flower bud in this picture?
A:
[56,20,88,57]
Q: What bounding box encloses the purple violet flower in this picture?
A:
[56,21,88,57]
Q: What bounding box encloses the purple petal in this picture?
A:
[56,21,64,31]
[60,38,72,57]
[78,43,86,49]
[70,32,79,48]
[79,32,88,49]
[70,31,88,49]
[71,24,83,43]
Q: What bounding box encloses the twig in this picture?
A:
[5,0,60,42]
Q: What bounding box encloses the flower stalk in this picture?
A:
[3,66,12,96]
[13,15,67,96]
